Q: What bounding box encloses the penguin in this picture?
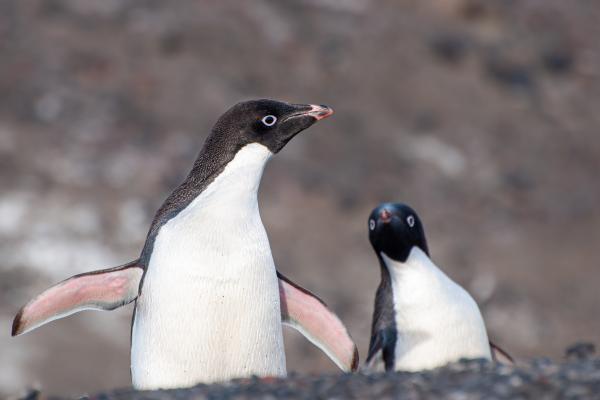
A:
[365,202,512,371]
[12,99,358,389]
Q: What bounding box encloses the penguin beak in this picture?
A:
[273,103,334,153]
[379,209,392,224]
[286,104,334,122]
[306,104,334,120]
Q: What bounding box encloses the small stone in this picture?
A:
[566,343,596,361]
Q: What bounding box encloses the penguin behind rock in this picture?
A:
[365,202,512,371]
[12,99,358,389]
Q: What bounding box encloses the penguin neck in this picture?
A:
[380,247,449,288]
[140,142,273,266]
[381,246,429,269]
[188,142,273,209]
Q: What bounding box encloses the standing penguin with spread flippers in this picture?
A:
[365,203,512,371]
[12,99,358,389]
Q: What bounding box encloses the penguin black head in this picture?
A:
[368,203,429,263]
[210,99,333,154]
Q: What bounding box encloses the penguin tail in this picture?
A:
[490,341,515,365]
[12,260,143,336]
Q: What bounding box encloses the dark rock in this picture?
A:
[485,58,534,90]
[541,48,574,74]
[430,34,469,64]
[566,342,596,361]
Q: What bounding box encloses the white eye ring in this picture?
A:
[261,115,277,126]
[369,219,376,230]
[407,215,415,228]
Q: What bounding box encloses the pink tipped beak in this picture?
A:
[307,104,334,121]
[380,209,392,224]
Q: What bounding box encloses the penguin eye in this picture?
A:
[261,115,277,127]
[406,215,415,228]
[369,219,376,230]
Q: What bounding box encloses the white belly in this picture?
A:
[131,144,286,390]
[392,292,491,371]
[384,249,491,371]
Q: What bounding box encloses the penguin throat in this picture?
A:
[139,143,273,266]
[187,143,273,209]
[381,247,428,273]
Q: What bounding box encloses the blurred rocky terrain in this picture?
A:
[1,0,599,397]
[17,353,600,399]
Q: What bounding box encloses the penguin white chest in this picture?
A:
[131,144,286,390]
[385,248,491,371]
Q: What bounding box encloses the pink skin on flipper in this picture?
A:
[278,273,358,372]
[12,262,143,336]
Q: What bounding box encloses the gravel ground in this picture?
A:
[20,350,600,400]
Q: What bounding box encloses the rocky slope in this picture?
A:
[19,351,600,400]
[1,0,599,397]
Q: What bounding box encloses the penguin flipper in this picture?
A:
[366,328,395,371]
[12,260,143,336]
[277,271,359,372]
[366,331,384,365]
[490,341,514,365]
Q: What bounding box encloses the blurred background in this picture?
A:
[1,0,599,397]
